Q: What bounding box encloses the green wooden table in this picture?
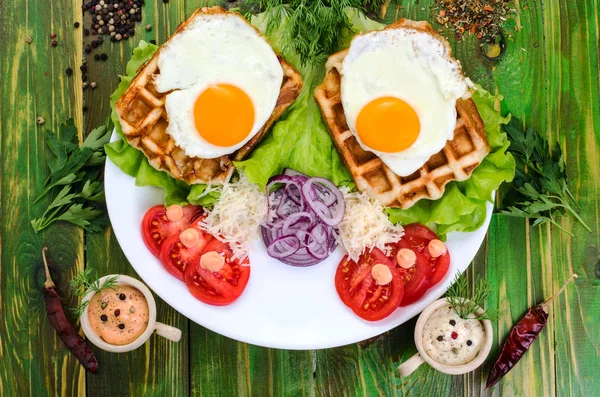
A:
[1,0,599,396]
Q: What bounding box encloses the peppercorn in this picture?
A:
[114,309,121,317]
[163,0,169,3]
[25,36,33,44]
[100,314,108,321]
[80,64,88,73]
[100,301,107,309]
[83,82,89,89]
[74,22,80,28]
[90,82,97,89]
[115,33,122,40]
[50,33,57,39]
[118,323,125,330]
[36,116,45,125]
[436,335,444,342]
[100,53,108,61]
[145,24,152,31]
[84,45,92,53]
[449,319,456,326]
[466,340,473,346]
[82,74,88,82]
[119,293,126,300]
[83,105,88,112]
[129,306,136,313]
[94,54,100,61]
[65,67,73,76]
[51,40,58,47]
[149,39,156,45]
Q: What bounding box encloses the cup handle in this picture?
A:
[154,322,182,342]
[398,353,425,378]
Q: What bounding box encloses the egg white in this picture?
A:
[154,13,283,159]
[341,28,470,177]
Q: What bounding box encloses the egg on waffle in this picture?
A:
[116,7,303,184]
[315,19,490,209]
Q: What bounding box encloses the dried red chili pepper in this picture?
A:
[486,274,577,389]
[42,248,99,374]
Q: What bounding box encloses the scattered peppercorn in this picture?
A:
[83,82,89,89]
[65,67,73,76]
[100,314,108,321]
[145,24,152,31]
[129,306,136,313]
[118,323,125,330]
[466,340,473,346]
[100,301,107,309]
[83,105,88,112]
[149,39,156,45]
[119,293,126,300]
[449,319,456,326]
[80,64,88,73]
[451,331,459,339]
[36,116,45,125]
[114,309,121,317]
[25,36,33,44]
[436,335,444,342]
[74,22,80,28]
[50,33,57,39]
[51,40,58,47]
[90,82,97,89]
[100,53,108,61]
[94,54,100,61]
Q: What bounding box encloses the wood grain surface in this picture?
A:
[1,0,598,396]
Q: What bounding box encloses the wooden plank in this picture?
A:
[544,1,600,396]
[83,1,190,396]
[0,0,86,396]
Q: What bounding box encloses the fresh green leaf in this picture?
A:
[69,271,120,318]
[445,273,496,321]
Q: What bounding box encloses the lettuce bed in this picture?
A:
[105,9,515,238]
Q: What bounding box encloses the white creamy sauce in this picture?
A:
[422,304,485,365]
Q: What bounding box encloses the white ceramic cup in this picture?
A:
[80,274,182,353]
[398,298,493,377]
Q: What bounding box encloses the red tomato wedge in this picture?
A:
[159,226,212,281]
[335,248,404,321]
[389,224,451,306]
[184,239,250,306]
[141,205,204,257]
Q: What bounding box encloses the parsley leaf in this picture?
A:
[501,117,590,235]
[31,120,112,233]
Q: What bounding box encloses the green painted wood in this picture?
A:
[1,1,600,396]
[0,0,87,395]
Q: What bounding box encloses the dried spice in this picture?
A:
[432,0,515,45]
[485,274,577,389]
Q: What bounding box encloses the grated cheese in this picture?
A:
[337,188,404,262]
[199,173,267,261]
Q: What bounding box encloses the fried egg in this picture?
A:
[341,27,471,176]
[154,12,283,159]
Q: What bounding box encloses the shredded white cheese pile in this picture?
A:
[337,187,404,262]
[200,174,267,260]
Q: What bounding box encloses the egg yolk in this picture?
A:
[355,97,420,153]
[194,84,255,147]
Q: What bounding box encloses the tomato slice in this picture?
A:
[335,248,404,321]
[389,224,451,306]
[141,205,204,257]
[159,226,212,281]
[184,239,250,306]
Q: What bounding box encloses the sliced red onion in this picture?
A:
[262,171,345,267]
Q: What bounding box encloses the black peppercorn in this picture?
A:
[436,335,444,342]
[94,54,100,61]
[119,293,126,300]
[118,323,125,329]
[65,67,73,76]
[83,105,88,112]
[84,45,92,53]
[114,309,121,317]
[74,22,80,28]
[466,340,472,346]
[82,74,88,82]
[100,314,108,321]
[100,53,108,61]
[51,40,58,47]
[80,64,88,73]
[449,319,456,326]
[149,39,156,45]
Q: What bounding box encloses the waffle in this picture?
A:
[314,19,490,209]
[116,7,303,184]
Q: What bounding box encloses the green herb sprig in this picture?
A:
[245,0,386,65]
[31,119,111,233]
[69,269,119,318]
[501,117,591,235]
[446,274,495,321]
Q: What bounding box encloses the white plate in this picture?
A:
[104,133,493,350]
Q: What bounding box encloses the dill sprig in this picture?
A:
[445,273,496,321]
[244,0,386,65]
[69,269,119,318]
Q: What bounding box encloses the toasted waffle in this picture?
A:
[314,19,490,209]
[116,6,303,184]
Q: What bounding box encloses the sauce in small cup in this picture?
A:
[398,298,493,377]
[81,275,181,353]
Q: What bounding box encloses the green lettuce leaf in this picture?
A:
[387,86,516,237]
[234,11,353,188]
